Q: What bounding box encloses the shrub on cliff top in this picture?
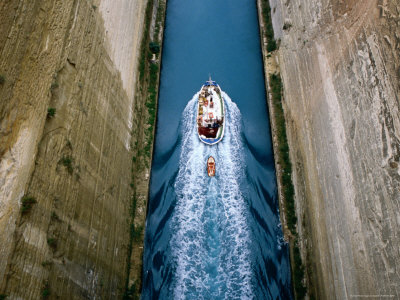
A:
[21,196,37,215]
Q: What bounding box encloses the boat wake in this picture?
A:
[170,92,253,299]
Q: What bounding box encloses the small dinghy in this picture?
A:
[207,156,216,177]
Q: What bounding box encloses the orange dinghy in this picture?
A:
[207,156,216,177]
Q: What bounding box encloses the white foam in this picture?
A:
[170,92,253,299]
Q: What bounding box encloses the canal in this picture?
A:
[142,0,293,298]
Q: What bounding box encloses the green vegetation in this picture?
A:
[47,238,57,250]
[0,75,5,85]
[134,0,163,160]
[47,107,56,118]
[269,73,307,299]
[42,281,50,299]
[267,39,277,53]
[123,195,138,300]
[283,22,292,30]
[51,211,60,221]
[21,196,37,215]
[0,294,8,300]
[41,260,52,267]
[137,0,155,81]
[293,240,307,298]
[149,42,160,54]
[50,82,59,91]
[125,0,165,298]
[144,63,158,157]
[261,0,277,52]
[60,156,73,174]
[154,1,165,39]
[124,280,139,300]
[132,224,144,243]
[270,73,297,232]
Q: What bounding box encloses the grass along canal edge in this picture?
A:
[124,0,166,299]
[256,0,310,299]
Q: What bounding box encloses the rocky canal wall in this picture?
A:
[267,0,400,298]
[0,0,149,298]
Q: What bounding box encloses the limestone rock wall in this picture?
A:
[0,0,147,298]
[270,0,400,298]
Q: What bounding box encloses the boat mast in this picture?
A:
[207,74,213,86]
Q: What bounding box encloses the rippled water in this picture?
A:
[171,94,252,298]
[142,0,292,299]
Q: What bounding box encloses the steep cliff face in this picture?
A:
[0,0,147,298]
[270,0,400,298]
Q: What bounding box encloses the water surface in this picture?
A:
[142,0,292,298]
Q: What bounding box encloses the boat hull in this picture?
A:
[197,80,225,145]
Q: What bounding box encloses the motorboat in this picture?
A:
[197,77,225,145]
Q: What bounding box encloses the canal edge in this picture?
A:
[255,0,311,299]
[124,0,167,298]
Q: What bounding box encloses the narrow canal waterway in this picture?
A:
[142,0,293,298]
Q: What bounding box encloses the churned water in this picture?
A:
[171,94,252,299]
[142,0,293,299]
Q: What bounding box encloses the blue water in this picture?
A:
[142,0,293,299]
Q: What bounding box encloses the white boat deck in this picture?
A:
[197,81,225,145]
[200,88,223,127]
